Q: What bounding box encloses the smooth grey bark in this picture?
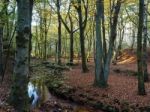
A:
[94,0,121,87]
[0,0,9,79]
[94,0,106,87]
[56,0,62,65]
[137,0,146,95]
[9,0,33,111]
[55,41,58,63]
[44,0,47,60]
[101,0,107,60]
[143,1,149,82]
[0,26,3,77]
[43,0,51,60]
[70,32,74,64]
[114,17,125,61]
[131,28,136,49]
[60,3,75,65]
[103,0,121,83]
[28,0,33,65]
[39,17,44,58]
[75,0,89,72]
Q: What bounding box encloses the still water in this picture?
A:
[27,81,100,112]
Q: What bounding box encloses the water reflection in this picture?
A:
[27,81,97,112]
[28,82,39,108]
[28,79,51,110]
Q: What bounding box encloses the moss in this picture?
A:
[120,100,130,112]
[8,73,29,112]
[93,101,104,109]
[139,106,150,112]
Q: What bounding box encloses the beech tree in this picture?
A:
[60,1,76,65]
[9,0,33,111]
[94,0,122,87]
[143,0,149,82]
[56,0,62,64]
[0,0,10,79]
[137,0,146,95]
[73,0,89,72]
[95,0,104,86]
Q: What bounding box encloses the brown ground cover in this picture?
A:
[1,48,150,111]
[64,61,150,110]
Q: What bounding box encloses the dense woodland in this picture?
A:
[0,0,150,112]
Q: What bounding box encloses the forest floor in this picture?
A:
[61,49,150,111]
[0,59,103,112]
[63,61,150,111]
[1,49,150,111]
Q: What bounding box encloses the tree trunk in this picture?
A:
[114,21,125,61]
[77,0,88,72]
[137,0,146,95]
[28,0,33,64]
[0,0,9,79]
[55,41,58,63]
[44,0,48,60]
[131,28,135,49]
[102,0,107,61]
[143,1,149,82]
[103,0,121,83]
[0,26,3,77]
[70,32,74,64]
[94,0,106,87]
[57,0,62,65]
[9,0,33,111]
[44,23,47,60]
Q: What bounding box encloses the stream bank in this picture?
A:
[30,59,101,112]
[31,59,150,112]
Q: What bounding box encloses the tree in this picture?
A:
[137,0,146,95]
[0,0,9,79]
[9,0,33,111]
[94,0,105,87]
[29,0,33,64]
[56,0,62,64]
[73,0,89,72]
[103,0,122,85]
[94,0,122,87]
[60,2,76,65]
[143,0,149,82]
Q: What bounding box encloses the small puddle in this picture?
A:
[28,80,96,112]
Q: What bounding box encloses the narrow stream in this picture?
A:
[28,81,99,112]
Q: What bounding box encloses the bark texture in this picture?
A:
[76,0,89,72]
[9,0,33,111]
[137,0,146,95]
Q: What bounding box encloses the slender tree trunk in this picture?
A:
[77,0,88,72]
[6,8,9,40]
[55,41,58,63]
[103,0,121,83]
[44,21,47,60]
[0,26,3,77]
[57,0,62,64]
[28,0,33,64]
[137,0,146,95]
[9,0,33,111]
[39,17,43,58]
[143,1,149,82]
[114,22,125,61]
[70,32,74,64]
[131,28,135,49]
[0,0,9,79]
[102,0,107,60]
[44,0,48,60]
[35,24,39,56]
[94,0,106,87]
